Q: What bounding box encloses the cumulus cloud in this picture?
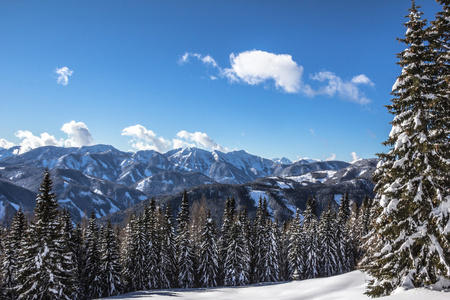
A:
[179,52,218,68]
[55,66,73,86]
[350,151,360,162]
[61,120,94,147]
[180,49,374,104]
[121,125,172,152]
[175,130,227,152]
[122,125,228,153]
[223,50,309,94]
[325,153,336,161]
[310,71,372,104]
[15,130,61,153]
[11,120,95,153]
[0,138,15,149]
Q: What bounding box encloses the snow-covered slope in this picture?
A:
[104,271,449,300]
[0,145,376,224]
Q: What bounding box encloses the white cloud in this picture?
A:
[0,138,15,149]
[61,120,94,147]
[121,125,172,152]
[311,71,372,104]
[179,52,218,68]
[350,151,360,162]
[122,125,228,153]
[15,130,62,153]
[325,153,336,161]
[309,129,315,136]
[223,50,308,94]
[55,66,73,86]
[175,130,227,152]
[180,50,374,104]
[351,74,374,86]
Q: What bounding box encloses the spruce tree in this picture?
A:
[288,209,304,281]
[1,208,27,299]
[15,170,75,300]
[261,220,280,283]
[99,220,122,297]
[318,202,338,277]
[218,196,235,284]
[302,197,319,279]
[158,205,177,289]
[252,197,270,283]
[176,191,196,288]
[223,220,249,286]
[121,214,148,292]
[142,200,160,289]
[365,2,450,296]
[198,211,219,287]
[83,212,102,299]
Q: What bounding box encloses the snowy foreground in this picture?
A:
[103,271,449,300]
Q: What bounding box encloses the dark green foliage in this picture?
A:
[176,191,196,288]
[198,211,219,287]
[100,221,122,297]
[158,205,177,289]
[364,2,450,296]
[83,212,102,299]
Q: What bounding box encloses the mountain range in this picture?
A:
[0,145,377,225]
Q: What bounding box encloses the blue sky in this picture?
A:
[0,0,442,162]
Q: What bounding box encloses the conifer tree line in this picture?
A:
[360,0,450,297]
[0,170,373,299]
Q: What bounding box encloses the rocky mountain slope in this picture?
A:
[0,145,377,224]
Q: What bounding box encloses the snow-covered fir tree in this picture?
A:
[336,193,352,274]
[238,208,252,285]
[83,212,102,299]
[288,209,304,281]
[176,191,196,288]
[218,196,235,285]
[252,197,270,283]
[223,219,249,286]
[198,211,219,287]
[99,220,122,297]
[1,208,27,299]
[158,205,178,289]
[364,2,450,296]
[15,170,75,300]
[318,202,338,277]
[261,220,280,283]
[122,214,149,292]
[279,221,291,281]
[302,196,319,279]
[142,199,160,289]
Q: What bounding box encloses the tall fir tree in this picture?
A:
[176,191,196,288]
[218,196,235,285]
[252,197,270,283]
[15,170,75,300]
[364,2,450,296]
[302,196,319,279]
[83,212,102,299]
[336,193,352,274]
[99,220,122,297]
[142,199,160,289]
[318,202,338,277]
[198,211,219,287]
[1,208,27,299]
[288,209,304,281]
[121,214,149,292]
[158,205,177,289]
[223,219,249,286]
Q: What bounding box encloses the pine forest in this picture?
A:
[0,1,449,299]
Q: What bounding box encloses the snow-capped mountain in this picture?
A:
[0,145,377,224]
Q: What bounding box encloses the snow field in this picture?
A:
[104,271,449,300]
